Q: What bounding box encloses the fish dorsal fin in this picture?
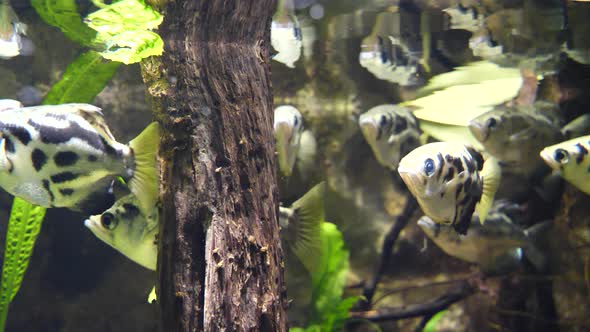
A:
[475,157,501,225]
[0,99,22,111]
[69,104,116,141]
[289,181,325,273]
[34,103,116,141]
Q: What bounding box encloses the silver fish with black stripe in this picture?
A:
[418,201,548,274]
[398,142,501,234]
[359,104,421,171]
[540,135,590,195]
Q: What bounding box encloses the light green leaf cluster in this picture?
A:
[0,198,47,331]
[85,0,164,64]
[291,222,359,332]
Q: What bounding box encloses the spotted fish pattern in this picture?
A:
[540,135,590,195]
[398,142,500,235]
[359,104,421,170]
[0,104,158,215]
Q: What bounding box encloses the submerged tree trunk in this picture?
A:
[141,1,284,331]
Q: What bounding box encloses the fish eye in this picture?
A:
[379,115,387,126]
[486,117,497,129]
[101,212,118,230]
[554,149,569,164]
[423,158,435,176]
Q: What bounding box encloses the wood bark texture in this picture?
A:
[141,0,285,331]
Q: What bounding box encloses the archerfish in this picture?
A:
[468,103,563,175]
[85,193,158,270]
[274,105,304,177]
[398,142,501,234]
[359,104,421,170]
[418,203,548,274]
[0,103,160,215]
[540,135,590,195]
[271,14,302,68]
[0,0,27,59]
[0,99,22,111]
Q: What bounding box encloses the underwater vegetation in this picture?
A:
[0,0,590,331]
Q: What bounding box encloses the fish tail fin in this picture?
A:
[476,157,501,224]
[290,181,325,273]
[128,122,161,214]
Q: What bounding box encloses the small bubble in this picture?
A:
[309,4,324,20]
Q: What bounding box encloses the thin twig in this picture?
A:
[373,277,472,305]
[350,281,475,322]
[359,193,418,308]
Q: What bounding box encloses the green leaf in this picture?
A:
[85,0,163,36]
[423,310,447,332]
[311,223,350,317]
[31,0,97,46]
[98,30,163,65]
[289,326,322,332]
[85,0,164,64]
[308,222,358,332]
[0,198,46,331]
[43,51,121,105]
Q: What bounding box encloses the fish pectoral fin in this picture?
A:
[509,128,536,142]
[128,122,161,215]
[147,286,157,303]
[475,157,502,225]
[289,182,325,273]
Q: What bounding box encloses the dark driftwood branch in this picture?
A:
[351,282,475,322]
[360,181,419,307]
[142,0,285,331]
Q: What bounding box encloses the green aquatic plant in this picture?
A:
[85,0,164,64]
[291,222,359,332]
[31,0,97,45]
[423,310,447,332]
[33,0,163,64]
[0,4,134,329]
[44,51,121,104]
[0,199,46,332]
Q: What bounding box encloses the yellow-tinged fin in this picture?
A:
[418,119,484,150]
[147,286,157,303]
[290,181,325,273]
[416,61,521,97]
[476,157,501,225]
[408,77,522,126]
[128,122,161,215]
